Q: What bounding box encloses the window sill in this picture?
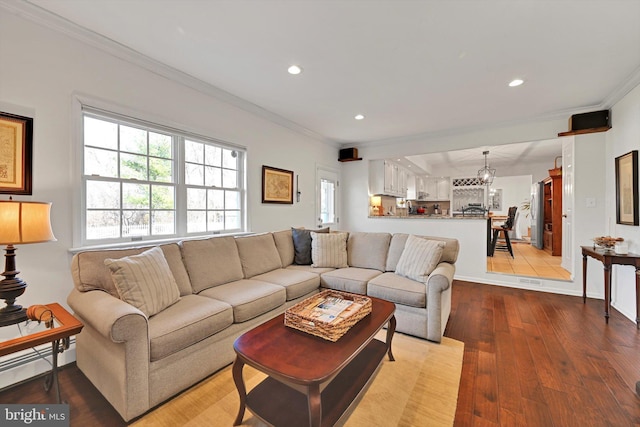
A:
[68,231,252,254]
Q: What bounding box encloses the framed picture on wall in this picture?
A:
[0,111,33,195]
[615,150,639,226]
[262,165,294,204]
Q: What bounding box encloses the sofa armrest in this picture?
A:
[425,262,455,342]
[67,288,148,342]
[426,262,455,291]
[67,288,151,421]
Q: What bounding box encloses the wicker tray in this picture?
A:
[284,290,372,342]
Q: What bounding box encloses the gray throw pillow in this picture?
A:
[292,227,329,264]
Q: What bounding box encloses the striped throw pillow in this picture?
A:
[395,235,446,282]
[311,232,349,268]
[105,246,180,317]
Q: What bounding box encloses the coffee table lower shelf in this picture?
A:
[246,339,387,427]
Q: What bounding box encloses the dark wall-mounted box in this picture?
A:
[569,110,610,131]
[338,148,362,162]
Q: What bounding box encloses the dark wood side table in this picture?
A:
[0,303,83,403]
[581,246,640,327]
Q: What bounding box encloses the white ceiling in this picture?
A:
[404,138,563,175]
[16,0,640,146]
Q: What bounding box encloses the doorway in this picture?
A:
[316,166,339,229]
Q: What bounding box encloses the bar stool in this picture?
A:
[490,206,517,258]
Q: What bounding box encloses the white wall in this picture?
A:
[606,83,640,322]
[0,10,336,384]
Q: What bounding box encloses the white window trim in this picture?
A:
[71,94,247,249]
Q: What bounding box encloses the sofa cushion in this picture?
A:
[395,235,445,283]
[71,243,192,297]
[347,232,391,271]
[253,268,320,300]
[235,233,283,278]
[104,246,181,317]
[148,295,233,361]
[320,267,383,295]
[291,227,329,264]
[386,233,459,271]
[198,279,286,322]
[181,236,244,293]
[286,265,336,274]
[367,272,426,308]
[311,232,348,268]
[272,229,295,267]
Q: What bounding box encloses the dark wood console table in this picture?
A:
[581,246,640,327]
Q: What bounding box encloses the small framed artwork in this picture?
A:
[262,165,294,204]
[0,111,33,195]
[615,150,639,226]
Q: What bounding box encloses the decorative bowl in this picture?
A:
[593,236,623,249]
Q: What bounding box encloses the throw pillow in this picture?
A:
[104,246,180,317]
[395,235,446,282]
[291,227,329,265]
[311,232,349,268]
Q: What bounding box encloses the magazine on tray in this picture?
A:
[298,295,363,324]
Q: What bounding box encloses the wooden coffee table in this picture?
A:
[232,295,396,427]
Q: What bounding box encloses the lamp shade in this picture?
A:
[0,200,56,245]
[370,196,382,206]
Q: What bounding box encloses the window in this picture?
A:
[81,108,245,245]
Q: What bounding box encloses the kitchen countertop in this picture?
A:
[368,214,487,220]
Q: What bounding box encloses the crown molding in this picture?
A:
[602,64,640,109]
[1,0,337,147]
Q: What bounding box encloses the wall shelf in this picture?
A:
[557,126,611,137]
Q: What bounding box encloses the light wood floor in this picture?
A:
[487,240,571,280]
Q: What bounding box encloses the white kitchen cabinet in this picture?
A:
[416,176,425,193]
[369,160,407,197]
[406,172,416,199]
[425,177,450,200]
[437,177,450,200]
[398,167,408,196]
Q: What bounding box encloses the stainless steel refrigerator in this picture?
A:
[530,181,544,249]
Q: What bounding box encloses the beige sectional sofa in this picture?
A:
[67,229,458,421]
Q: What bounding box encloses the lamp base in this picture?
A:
[0,305,27,327]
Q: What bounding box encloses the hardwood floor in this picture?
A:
[447,280,640,426]
[1,280,639,426]
[487,241,571,280]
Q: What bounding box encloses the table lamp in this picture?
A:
[0,199,56,327]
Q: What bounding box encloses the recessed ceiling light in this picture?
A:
[509,79,524,87]
[355,114,365,120]
[287,65,302,75]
